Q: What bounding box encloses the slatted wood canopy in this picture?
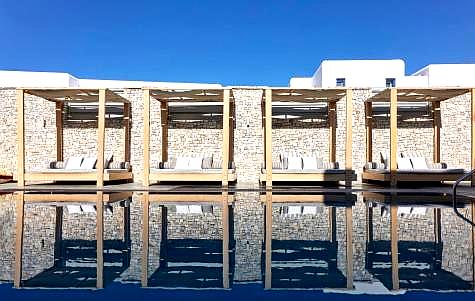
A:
[262,88,354,187]
[142,88,235,186]
[363,87,475,187]
[16,88,132,188]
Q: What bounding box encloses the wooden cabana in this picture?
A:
[262,192,355,290]
[362,88,475,187]
[261,88,356,187]
[141,192,233,289]
[14,191,132,289]
[142,88,235,186]
[16,88,133,188]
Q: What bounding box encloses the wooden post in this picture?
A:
[14,192,25,288]
[229,100,235,164]
[17,89,25,187]
[56,101,64,161]
[97,89,106,189]
[222,192,230,289]
[365,102,373,162]
[346,205,353,289]
[222,89,230,186]
[328,101,337,162]
[345,89,353,187]
[390,199,399,290]
[471,89,475,186]
[141,192,149,287]
[96,191,104,289]
[264,191,272,289]
[366,205,374,242]
[54,206,63,267]
[432,101,441,163]
[472,201,475,290]
[124,102,131,163]
[265,89,273,188]
[329,207,336,242]
[160,101,168,163]
[390,89,398,188]
[143,89,150,186]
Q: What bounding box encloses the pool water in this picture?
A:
[0,190,474,300]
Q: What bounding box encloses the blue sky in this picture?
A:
[0,0,474,86]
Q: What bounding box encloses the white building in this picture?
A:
[0,70,221,89]
[289,59,475,88]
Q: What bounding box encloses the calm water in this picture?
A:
[0,189,474,300]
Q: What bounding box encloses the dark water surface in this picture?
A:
[0,189,474,300]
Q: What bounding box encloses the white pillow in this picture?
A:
[176,205,189,214]
[104,153,113,169]
[65,156,83,169]
[397,157,413,169]
[80,157,97,169]
[175,157,190,169]
[302,156,318,170]
[287,156,302,170]
[188,205,202,214]
[410,157,428,170]
[187,157,203,170]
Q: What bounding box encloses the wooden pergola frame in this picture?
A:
[16,88,132,188]
[262,88,354,187]
[363,87,474,187]
[263,192,354,290]
[14,191,132,289]
[141,192,232,288]
[142,88,235,186]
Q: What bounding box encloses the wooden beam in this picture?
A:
[222,192,230,289]
[433,101,441,163]
[365,102,373,162]
[54,206,63,267]
[265,89,273,188]
[345,89,353,187]
[14,192,25,288]
[471,89,475,186]
[143,89,151,186]
[390,201,399,290]
[56,101,63,161]
[96,191,104,289]
[328,101,337,162]
[141,192,150,287]
[264,191,272,289]
[160,101,168,163]
[222,89,230,186]
[390,88,398,188]
[17,89,25,187]
[433,208,441,243]
[96,89,106,189]
[346,205,353,290]
[124,102,131,162]
[229,101,235,166]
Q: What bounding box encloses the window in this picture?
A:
[386,78,396,88]
[336,78,346,87]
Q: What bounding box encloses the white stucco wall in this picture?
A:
[412,64,475,87]
[316,59,406,88]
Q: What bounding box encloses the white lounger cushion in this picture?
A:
[397,157,412,169]
[176,205,189,214]
[65,156,83,169]
[302,206,317,215]
[287,206,302,215]
[411,157,429,170]
[80,157,97,169]
[188,157,203,170]
[81,205,96,213]
[302,156,318,170]
[67,205,82,214]
[188,205,203,214]
[175,157,190,169]
[287,156,302,170]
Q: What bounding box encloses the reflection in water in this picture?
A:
[13,192,132,289]
[364,192,474,291]
[141,192,233,289]
[0,190,473,293]
[263,192,356,290]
